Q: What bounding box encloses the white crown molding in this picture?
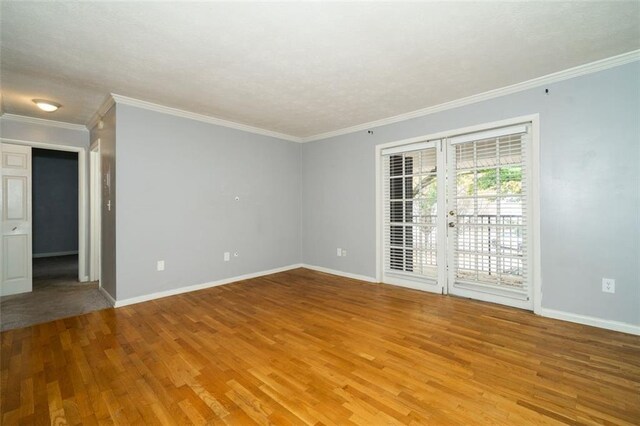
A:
[81,50,639,143]
[86,94,116,131]
[109,94,303,143]
[0,113,88,132]
[301,49,640,142]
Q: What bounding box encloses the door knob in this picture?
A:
[12,226,17,231]
[448,222,455,228]
[449,210,455,216]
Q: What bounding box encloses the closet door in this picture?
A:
[1,143,33,296]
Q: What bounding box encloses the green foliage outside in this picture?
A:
[413,166,522,215]
[476,167,522,194]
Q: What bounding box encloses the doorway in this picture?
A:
[377,117,540,311]
[32,148,79,290]
[0,140,109,330]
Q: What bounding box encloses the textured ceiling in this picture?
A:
[1,2,639,138]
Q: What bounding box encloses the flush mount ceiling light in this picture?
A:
[32,99,61,112]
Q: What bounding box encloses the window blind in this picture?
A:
[448,126,530,297]
[382,146,439,281]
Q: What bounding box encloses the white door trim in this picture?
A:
[89,138,101,283]
[0,137,89,283]
[375,114,541,313]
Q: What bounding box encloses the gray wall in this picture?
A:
[32,149,78,256]
[115,104,301,300]
[90,106,117,299]
[301,61,640,326]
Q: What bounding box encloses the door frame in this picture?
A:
[0,137,89,283]
[89,138,101,283]
[375,114,541,313]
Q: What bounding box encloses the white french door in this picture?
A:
[382,140,446,293]
[446,124,532,309]
[381,122,534,310]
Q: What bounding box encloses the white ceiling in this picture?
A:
[2,2,639,139]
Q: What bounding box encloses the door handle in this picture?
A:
[448,222,455,228]
[449,210,456,216]
[12,226,17,231]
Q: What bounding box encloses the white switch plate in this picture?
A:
[337,248,342,257]
[157,260,165,271]
[342,249,347,257]
[224,252,230,262]
[602,278,615,293]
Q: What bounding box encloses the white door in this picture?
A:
[381,140,446,293]
[446,124,533,309]
[1,143,33,296]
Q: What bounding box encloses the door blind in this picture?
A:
[383,146,439,280]
[448,126,530,297]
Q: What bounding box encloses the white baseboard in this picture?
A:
[99,286,116,307]
[536,307,640,336]
[33,250,78,258]
[300,264,378,283]
[113,264,303,308]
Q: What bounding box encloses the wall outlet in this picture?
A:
[157,260,165,271]
[337,248,342,257]
[602,278,615,293]
[224,252,230,262]
[342,249,347,257]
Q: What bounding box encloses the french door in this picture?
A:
[382,123,533,310]
[382,140,446,293]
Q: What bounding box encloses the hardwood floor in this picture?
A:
[1,268,639,425]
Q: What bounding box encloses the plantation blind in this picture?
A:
[382,143,439,281]
[448,124,531,299]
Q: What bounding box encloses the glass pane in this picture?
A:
[456,171,474,197]
[498,135,522,165]
[455,144,475,170]
[389,177,404,200]
[499,166,522,195]
[476,168,499,195]
[476,139,498,168]
[389,155,403,176]
[390,201,403,222]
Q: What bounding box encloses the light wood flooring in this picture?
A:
[1,268,639,425]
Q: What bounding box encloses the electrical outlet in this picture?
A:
[224,252,230,262]
[602,278,615,293]
[342,249,347,257]
[157,260,165,271]
[234,252,239,257]
[337,248,342,257]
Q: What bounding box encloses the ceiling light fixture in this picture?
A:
[32,99,61,112]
